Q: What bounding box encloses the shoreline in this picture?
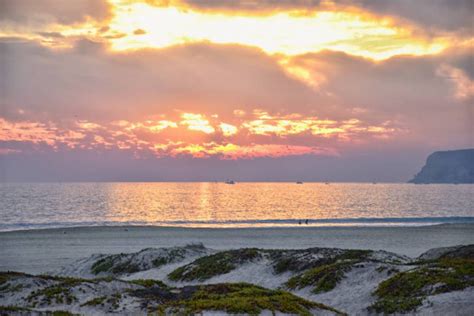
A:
[1,215,474,233]
[0,221,473,233]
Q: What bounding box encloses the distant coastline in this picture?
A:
[410,149,474,184]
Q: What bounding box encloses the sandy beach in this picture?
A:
[1,224,473,274]
[1,225,473,315]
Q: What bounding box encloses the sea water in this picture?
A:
[1,182,473,231]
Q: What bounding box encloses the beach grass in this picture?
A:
[370,258,474,313]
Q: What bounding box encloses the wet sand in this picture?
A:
[1,224,473,274]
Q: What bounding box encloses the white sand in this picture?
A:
[416,287,474,316]
[1,224,473,274]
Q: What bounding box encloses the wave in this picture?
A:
[1,216,474,232]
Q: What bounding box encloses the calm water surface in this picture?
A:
[1,182,473,231]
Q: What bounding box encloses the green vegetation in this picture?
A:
[0,283,23,293]
[370,259,474,314]
[81,296,107,307]
[80,294,123,309]
[152,248,187,268]
[271,249,371,274]
[91,257,114,274]
[168,248,261,281]
[129,279,168,288]
[160,283,345,316]
[375,265,399,275]
[0,271,28,285]
[40,275,88,286]
[91,254,140,275]
[0,305,78,315]
[25,276,89,306]
[106,293,122,310]
[27,284,77,306]
[283,250,372,293]
[90,245,206,275]
[271,252,322,274]
[151,257,168,267]
[286,261,354,294]
[0,305,31,312]
[337,250,372,261]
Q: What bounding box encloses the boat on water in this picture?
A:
[225,180,236,184]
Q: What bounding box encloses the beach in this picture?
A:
[0,224,473,315]
[1,224,473,274]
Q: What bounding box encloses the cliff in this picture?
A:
[410,149,474,183]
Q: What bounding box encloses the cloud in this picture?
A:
[349,0,473,33]
[0,38,322,122]
[173,0,325,14]
[1,36,472,181]
[133,28,146,35]
[436,64,474,100]
[143,0,473,33]
[0,0,111,27]
[105,1,450,60]
[0,108,395,160]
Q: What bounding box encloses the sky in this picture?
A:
[0,0,473,182]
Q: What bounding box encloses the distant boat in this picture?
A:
[296,181,303,184]
[225,180,235,185]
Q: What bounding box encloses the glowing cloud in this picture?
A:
[0,112,401,159]
[0,118,86,149]
[106,0,448,60]
[219,123,238,136]
[180,113,215,134]
[241,112,397,138]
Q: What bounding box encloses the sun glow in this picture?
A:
[219,123,238,136]
[0,111,402,159]
[106,0,448,60]
[180,113,215,134]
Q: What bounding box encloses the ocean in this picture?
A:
[1,182,473,231]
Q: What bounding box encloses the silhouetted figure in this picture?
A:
[298,220,302,225]
[305,219,309,225]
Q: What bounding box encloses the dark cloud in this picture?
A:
[0,38,323,123]
[0,0,111,27]
[350,0,473,33]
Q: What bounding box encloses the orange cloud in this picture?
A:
[103,0,451,61]
[241,111,397,139]
[0,118,85,148]
[219,122,238,136]
[180,113,215,134]
[0,110,401,159]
